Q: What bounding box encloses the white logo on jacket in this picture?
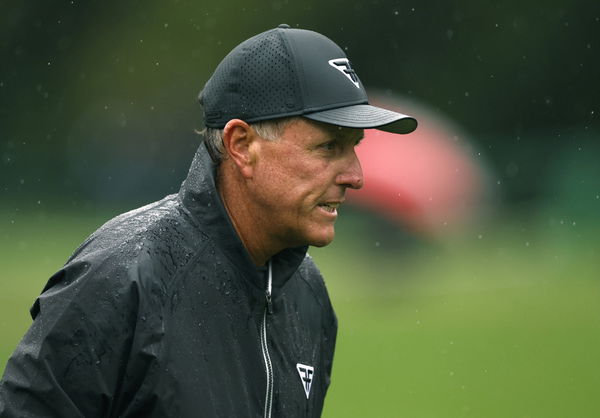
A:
[296,363,314,399]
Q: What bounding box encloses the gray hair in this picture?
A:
[201,117,299,163]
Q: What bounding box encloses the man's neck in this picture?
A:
[216,165,276,267]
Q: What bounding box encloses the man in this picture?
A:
[0,25,416,417]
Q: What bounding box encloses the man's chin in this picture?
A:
[308,231,335,248]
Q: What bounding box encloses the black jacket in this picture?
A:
[0,146,337,417]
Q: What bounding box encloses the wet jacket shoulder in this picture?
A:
[0,195,202,417]
[0,146,337,418]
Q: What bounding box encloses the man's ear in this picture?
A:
[222,119,257,178]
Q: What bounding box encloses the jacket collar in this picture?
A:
[178,144,308,289]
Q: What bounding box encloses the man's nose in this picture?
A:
[335,150,363,190]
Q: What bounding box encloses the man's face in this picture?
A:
[249,118,364,250]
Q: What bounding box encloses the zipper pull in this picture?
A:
[266,289,273,315]
[266,260,273,314]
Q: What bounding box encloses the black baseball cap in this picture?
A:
[199,24,417,134]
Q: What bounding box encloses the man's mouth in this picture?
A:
[317,202,341,213]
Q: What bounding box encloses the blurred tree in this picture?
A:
[1,0,598,209]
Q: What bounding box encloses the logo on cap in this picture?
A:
[328,58,360,88]
[296,363,314,399]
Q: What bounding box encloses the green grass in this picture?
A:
[1,206,599,417]
[314,212,600,417]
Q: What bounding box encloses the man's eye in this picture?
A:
[321,141,336,150]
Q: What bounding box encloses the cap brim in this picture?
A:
[304,104,418,134]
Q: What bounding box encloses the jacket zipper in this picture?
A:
[260,261,274,418]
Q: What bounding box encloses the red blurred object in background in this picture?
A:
[347,95,489,237]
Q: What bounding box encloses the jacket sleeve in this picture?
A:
[0,255,156,418]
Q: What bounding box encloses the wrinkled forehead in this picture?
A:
[326,124,364,141]
[302,117,365,142]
